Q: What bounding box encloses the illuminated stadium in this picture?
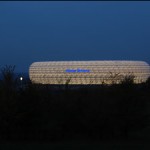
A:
[29,61,150,84]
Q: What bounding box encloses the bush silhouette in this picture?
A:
[0,65,150,141]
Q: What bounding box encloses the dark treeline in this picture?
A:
[0,65,150,142]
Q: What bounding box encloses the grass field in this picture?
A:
[1,127,150,150]
[1,140,150,150]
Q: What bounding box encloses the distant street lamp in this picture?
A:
[20,76,23,88]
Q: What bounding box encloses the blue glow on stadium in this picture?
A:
[66,69,90,73]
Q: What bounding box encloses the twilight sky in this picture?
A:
[0,2,150,73]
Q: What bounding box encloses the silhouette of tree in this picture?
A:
[0,65,19,140]
[120,74,135,85]
[0,65,17,92]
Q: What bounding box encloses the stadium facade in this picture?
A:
[29,61,150,85]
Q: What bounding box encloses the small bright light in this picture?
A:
[20,77,23,81]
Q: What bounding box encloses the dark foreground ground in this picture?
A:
[1,139,150,150]
[1,67,150,149]
[1,123,150,150]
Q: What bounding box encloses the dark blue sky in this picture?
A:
[0,2,150,73]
